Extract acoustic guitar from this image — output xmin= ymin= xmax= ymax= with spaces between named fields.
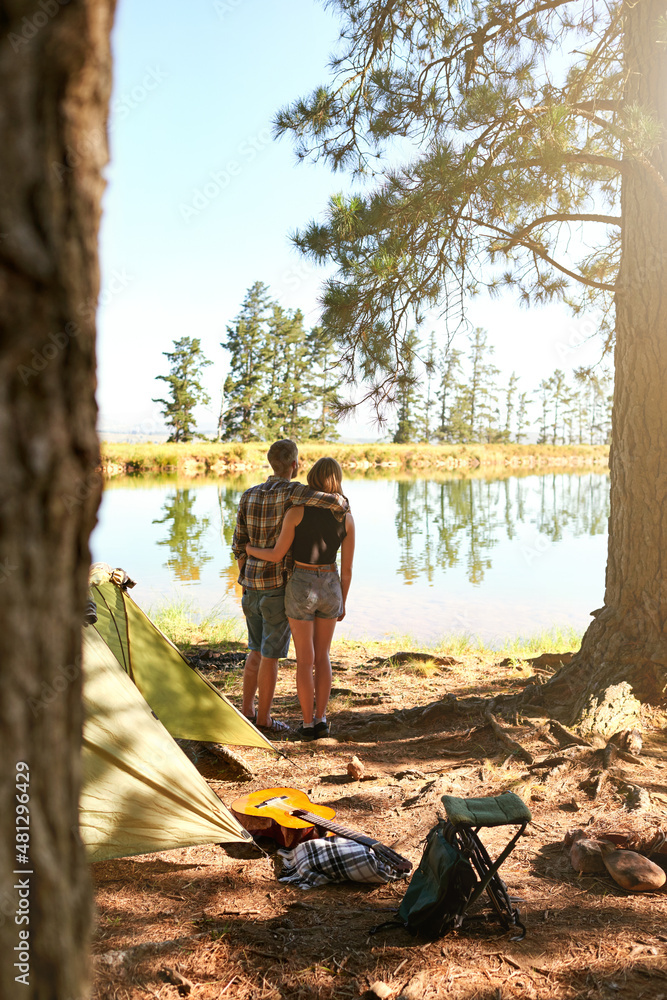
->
xmin=231 ymin=786 xmax=412 ymax=874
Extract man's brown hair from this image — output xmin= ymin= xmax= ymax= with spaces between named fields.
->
xmin=267 ymin=439 xmax=298 ymax=475
xmin=307 ymin=457 xmax=343 ymax=495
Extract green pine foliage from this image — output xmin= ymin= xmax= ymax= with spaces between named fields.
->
xmin=308 ymin=325 xmax=341 ymax=441
xmin=221 ymin=281 xmax=273 ymax=441
xmin=220 ymin=283 xmax=342 ymax=442
xmin=386 ymin=326 xmax=611 ymax=445
xmin=264 ymin=306 xmax=316 ymax=440
xmin=392 ymin=330 xmax=421 ymax=442
xmin=153 ymin=337 xmax=212 ymax=443
xmin=274 ymin=1 xmax=655 ymax=415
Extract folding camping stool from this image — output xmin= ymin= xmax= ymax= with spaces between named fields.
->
xmin=441 ymin=791 xmax=532 ymax=939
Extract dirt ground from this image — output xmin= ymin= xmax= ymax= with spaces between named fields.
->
xmin=91 ymin=644 xmax=667 ymax=1000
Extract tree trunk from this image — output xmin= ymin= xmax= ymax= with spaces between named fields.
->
xmin=0 ymin=2 xmax=115 ymax=997
xmin=540 ymin=0 xmax=667 ymax=732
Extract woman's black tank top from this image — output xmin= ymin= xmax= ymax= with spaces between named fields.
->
xmin=292 ymin=507 xmax=347 ymax=564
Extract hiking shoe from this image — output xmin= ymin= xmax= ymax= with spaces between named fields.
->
xmin=313 ymin=721 xmax=330 ymax=739
xmin=294 ymin=724 xmax=316 ymax=742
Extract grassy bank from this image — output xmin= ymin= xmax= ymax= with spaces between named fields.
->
xmin=151 ymin=598 xmax=581 ymax=660
xmin=101 ymin=440 xmax=608 ymax=477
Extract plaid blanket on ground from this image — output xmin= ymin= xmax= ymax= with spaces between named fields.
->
xmin=277 ymin=836 xmax=407 ymax=890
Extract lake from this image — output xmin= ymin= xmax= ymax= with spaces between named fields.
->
xmin=92 ymin=470 xmax=610 ymax=645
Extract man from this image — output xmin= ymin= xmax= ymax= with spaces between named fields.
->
xmin=232 ymin=439 xmax=349 ymax=735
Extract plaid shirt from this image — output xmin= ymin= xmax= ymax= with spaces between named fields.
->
xmin=232 ymin=476 xmax=349 ymax=590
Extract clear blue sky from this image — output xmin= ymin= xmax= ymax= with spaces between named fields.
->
xmin=97 ymin=0 xmax=603 ymax=440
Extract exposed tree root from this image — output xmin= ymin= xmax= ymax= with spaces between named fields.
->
xmin=525 ymin=608 xmax=667 ymax=730
xmin=377 ymin=651 xmax=461 ymax=668
xmin=580 ymin=769 xmax=611 ymax=799
xmin=509 ymin=720 xmax=652 ymax=810
xmin=96 ymin=933 xmax=208 ymax=967
xmin=204 ymin=743 xmax=254 ymax=780
xmin=176 ymin=740 xmax=254 ymax=780
xmin=160 ymin=966 xmax=193 ymax=995
xmin=528 ymin=755 xmax=570 ymax=771
xmin=546 ymin=720 xmax=592 ymax=748
xmin=499 ymin=651 xmax=575 ymax=670
xmin=484 ymin=701 xmax=534 ymax=764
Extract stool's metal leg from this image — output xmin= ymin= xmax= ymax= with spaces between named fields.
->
xmin=443 ymin=821 xmax=527 ymax=940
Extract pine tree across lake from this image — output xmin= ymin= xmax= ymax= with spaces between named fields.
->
xmin=153 ymin=281 xmax=613 ymax=445
xmin=152 ymin=337 xmax=212 ymax=443
xmin=221 ymin=281 xmax=339 ymax=442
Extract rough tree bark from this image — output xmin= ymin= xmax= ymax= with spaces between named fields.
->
xmin=540 ymin=0 xmax=667 ymax=733
xmin=0 ymin=2 xmax=115 ymax=997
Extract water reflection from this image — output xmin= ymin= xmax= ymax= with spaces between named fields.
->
xmin=150 ymin=471 xmax=611 ymax=588
xmin=217 ymin=481 xmax=246 ymax=550
xmin=94 ymin=468 xmax=611 ymax=640
xmin=533 ymin=473 xmax=610 ymax=540
xmin=217 ymin=482 xmax=248 ymax=597
xmin=152 ymin=489 xmax=213 ymax=581
xmin=393 ymin=473 xmax=609 ymax=585
xmin=207 ymin=469 xmax=610 ymax=588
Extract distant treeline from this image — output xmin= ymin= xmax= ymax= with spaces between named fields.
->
xmin=99 ymin=441 xmax=609 ymax=477
xmin=393 ymin=328 xmax=612 ymax=447
xmin=153 ymin=281 xmax=614 ymax=447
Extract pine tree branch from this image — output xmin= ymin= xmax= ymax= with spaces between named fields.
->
xmin=454 ymin=215 xmax=617 ymax=291
xmin=574 ymin=100 xmax=623 ymax=112
xmin=506 ymin=152 xmax=667 ymax=201
xmin=505 ymin=212 xmax=621 ymax=240
xmin=566 ymin=3 xmax=624 ymax=107
xmin=573 ymin=107 xmax=625 ymax=135
xmin=504 ymin=152 xmax=623 ymax=173
xmin=519 ymin=101 xmax=624 ymax=139
xmin=528 ymin=245 xmax=615 ymax=291
xmin=417 ymin=0 xmax=575 ymax=95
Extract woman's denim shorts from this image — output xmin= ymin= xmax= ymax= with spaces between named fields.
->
xmin=285 ymin=566 xmax=343 ymax=621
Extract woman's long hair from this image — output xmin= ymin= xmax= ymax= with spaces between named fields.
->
xmin=307 ymin=457 xmax=343 ymax=495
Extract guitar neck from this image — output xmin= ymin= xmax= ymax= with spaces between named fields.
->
xmin=296 ymin=809 xmax=376 ymax=846
xmin=293 ymin=809 xmax=411 ymax=873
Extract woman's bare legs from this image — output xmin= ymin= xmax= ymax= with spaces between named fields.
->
xmin=313 ymin=617 xmax=337 ymax=720
xmin=288 ymin=617 xmax=316 ymax=724
xmin=289 ymin=616 xmax=337 ymax=724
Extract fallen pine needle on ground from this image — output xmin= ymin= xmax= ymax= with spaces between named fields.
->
xmin=91 ymin=637 xmax=667 ymax=1000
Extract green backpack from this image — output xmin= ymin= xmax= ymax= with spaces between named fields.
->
xmin=374 ymin=821 xmax=477 ymax=938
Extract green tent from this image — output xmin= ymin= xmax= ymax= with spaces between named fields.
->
xmin=78 ymin=564 xmax=274 ymax=861
xmin=89 ymin=564 xmax=273 ymax=751
xmin=80 ymin=626 xmax=254 ymax=860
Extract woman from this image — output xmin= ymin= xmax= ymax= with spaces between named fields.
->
xmin=245 ymin=457 xmax=355 ymax=741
